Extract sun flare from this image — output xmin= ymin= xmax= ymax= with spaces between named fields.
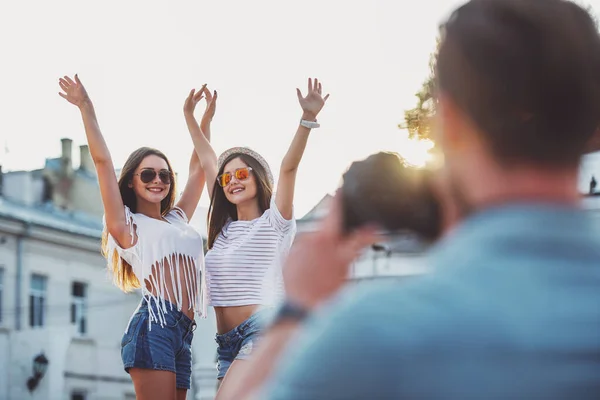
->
xmin=396 ymin=137 xmax=435 ymax=168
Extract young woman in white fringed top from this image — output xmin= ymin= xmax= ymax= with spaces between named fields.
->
xmin=59 ymin=75 xmax=216 ymax=400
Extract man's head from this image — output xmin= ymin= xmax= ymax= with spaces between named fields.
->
xmin=435 ymin=0 xmax=600 ymax=214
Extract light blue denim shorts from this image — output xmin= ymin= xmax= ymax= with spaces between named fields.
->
xmin=215 ymin=308 xmax=272 ymax=379
xmin=121 ymin=299 xmax=196 ymax=389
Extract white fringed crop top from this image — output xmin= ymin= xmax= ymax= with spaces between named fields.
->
xmin=105 ymin=206 xmax=207 ymax=327
xmin=204 ymin=197 xmax=296 ymax=307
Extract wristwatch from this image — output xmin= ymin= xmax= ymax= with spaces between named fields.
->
xmin=300 ymin=119 xmax=320 ymax=129
xmin=271 ymin=300 xmax=310 ymax=325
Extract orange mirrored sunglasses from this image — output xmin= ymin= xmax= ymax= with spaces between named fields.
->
xmin=217 ymin=167 xmax=253 ymax=187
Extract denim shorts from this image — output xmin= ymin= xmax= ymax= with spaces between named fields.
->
xmin=121 ymin=299 xmax=197 ymax=389
xmin=215 ymin=308 xmax=272 ymax=379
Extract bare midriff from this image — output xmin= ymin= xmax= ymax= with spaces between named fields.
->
xmin=143 ymin=255 xmax=198 ymax=320
xmin=215 ymin=305 xmax=260 ymax=334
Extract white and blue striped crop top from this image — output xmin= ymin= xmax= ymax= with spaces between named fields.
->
xmin=204 ymin=197 xmax=296 ymax=307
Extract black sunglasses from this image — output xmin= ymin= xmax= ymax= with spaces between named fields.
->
xmin=134 ymin=169 xmax=172 ymax=185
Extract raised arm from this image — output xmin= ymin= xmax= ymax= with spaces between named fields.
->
xmin=175 ymin=151 xmax=206 ymax=221
xmin=276 ymin=78 xmax=329 ymax=219
xmin=58 ymin=75 xmax=134 ymax=248
xmin=184 ymin=85 xmax=219 ymax=199
xmin=176 ymin=87 xmax=217 ymax=219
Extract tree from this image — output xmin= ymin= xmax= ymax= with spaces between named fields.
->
xmin=400 ymin=42 xmax=438 ymax=142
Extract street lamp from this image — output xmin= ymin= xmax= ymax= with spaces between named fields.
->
xmin=26 ymin=353 xmax=49 ymax=392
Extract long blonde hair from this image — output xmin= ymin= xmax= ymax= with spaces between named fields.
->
xmin=101 ymin=147 xmax=176 ymax=292
xmin=101 ymin=234 xmax=140 ymax=292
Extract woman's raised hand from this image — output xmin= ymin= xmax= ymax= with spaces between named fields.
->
xmin=296 ymin=77 xmax=330 ymax=120
xmin=201 ymin=86 xmax=218 ymax=123
xmin=183 ymin=84 xmax=207 ymax=116
xmin=58 ymin=74 xmax=91 ymax=108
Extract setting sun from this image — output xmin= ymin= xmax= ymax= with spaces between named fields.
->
xmin=396 ymin=134 xmax=435 ymax=168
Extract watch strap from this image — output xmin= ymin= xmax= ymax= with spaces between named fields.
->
xmin=300 ymin=119 xmax=320 ymax=129
xmin=271 ymin=300 xmax=310 ymax=325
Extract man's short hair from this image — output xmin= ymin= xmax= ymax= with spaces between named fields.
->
xmin=437 ymin=0 xmax=600 ymax=167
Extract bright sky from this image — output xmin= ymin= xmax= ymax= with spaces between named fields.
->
xmin=1 ymin=0 xmax=599 ymax=217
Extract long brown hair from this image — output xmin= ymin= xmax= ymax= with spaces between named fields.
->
xmin=101 ymin=147 xmax=177 ymax=292
xmin=207 ymin=153 xmax=273 ymax=249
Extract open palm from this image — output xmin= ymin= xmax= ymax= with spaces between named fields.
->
xmin=297 ymin=78 xmax=330 ymax=118
xmin=58 ymin=75 xmax=90 ymax=107
xmin=184 ymin=84 xmax=207 ymax=115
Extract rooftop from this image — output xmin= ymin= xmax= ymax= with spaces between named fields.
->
xmin=44 ymin=156 xmax=98 ymax=182
xmin=0 ymin=197 xmax=103 ymax=238
xmin=298 ymin=194 xmax=333 ymax=222
xmin=0 ymin=197 xmax=211 ymax=240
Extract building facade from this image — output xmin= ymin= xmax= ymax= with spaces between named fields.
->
xmin=0 ymin=138 xmax=141 ymax=400
xmin=0 ymin=197 xmax=140 ymax=400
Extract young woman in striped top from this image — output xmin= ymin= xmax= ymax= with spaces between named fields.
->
xmin=184 ymin=78 xmax=329 ymax=394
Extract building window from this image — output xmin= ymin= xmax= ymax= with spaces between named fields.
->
xmin=0 ymin=267 xmax=4 ymax=323
xmin=71 ymin=391 xmax=86 ymax=400
xmin=71 ymin=282 xmax=87 ymax=335
xmin=30 ymin=274 xmax=47 ymax=328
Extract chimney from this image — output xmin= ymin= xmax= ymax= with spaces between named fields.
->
xmin=61 ymin=138 xmax=73 ymax=174
xmin=79 ymin=145 xmax=95 ymax=174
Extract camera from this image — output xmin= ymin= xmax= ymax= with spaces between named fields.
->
xmin=340 ymin=152 xmax=441 ymax=241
